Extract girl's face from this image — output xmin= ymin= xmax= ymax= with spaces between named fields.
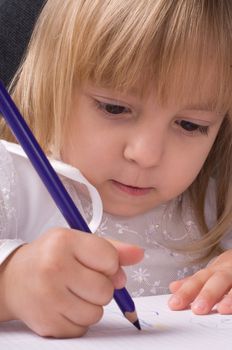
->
xmin=61 ymin=84 xmax=224 ymax=217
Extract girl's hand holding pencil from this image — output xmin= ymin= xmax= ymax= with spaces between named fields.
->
xmin=0 ymin=228 xmax=143 ymax=338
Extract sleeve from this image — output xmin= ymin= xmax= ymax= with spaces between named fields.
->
xmin=0 ymin=139 xmax=103 ymax=265
xmin=0 ymin=141 xmax=25 ymax=264
xmin=0 ymin=240 xmax=25 ymax=264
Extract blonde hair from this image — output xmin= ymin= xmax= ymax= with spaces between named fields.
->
xmin=1 ymin=0 xmax=232 ymax=253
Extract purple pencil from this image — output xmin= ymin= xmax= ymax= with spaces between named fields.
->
xmin=0 ymin=80 xmax=141 ymax=330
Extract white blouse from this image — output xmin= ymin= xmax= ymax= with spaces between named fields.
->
xmin=0 ymin=140 xmax=231 ymax=297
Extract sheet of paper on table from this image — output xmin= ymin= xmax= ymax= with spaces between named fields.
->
xmin=0 ymin=294 xmax=231 ymax=350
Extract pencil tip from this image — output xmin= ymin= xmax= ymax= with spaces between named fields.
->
xmin=124 ymin=310 xmax=141 ymax=330
xmin=133 ymin=319 xmax=141 ymax=330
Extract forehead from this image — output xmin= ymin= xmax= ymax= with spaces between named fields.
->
xmin=89 ymin=33 xmax=231 ymax=114
xmin=103 ymin=62 xmax=228 ymax=115
xmin=73 ymin=0 xmax=232 ymax=114
xmin=160 ymin=67 xmax=230 ymax=114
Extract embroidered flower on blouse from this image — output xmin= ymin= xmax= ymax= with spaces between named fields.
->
xmin=131 ymin=288 xmax=145 ymax=298
xmin=150 ymin=281 xmax=169 ymax=295
xmin=177 ymin=264 xmax=204 ymax=280
xmin=149 ymin=280 xmax=161 ymax=294
xmin=0 ymin=142 xmax=17 ymax=239
xmin=177 ymin=267 xmax=190 ymax=280
xmin=131 ymin=267 xmax=150 ymax=284
xmin=115 ymin=223 xmax=138 ymax=236
xmin=96 ymin=217 xmax=109 ymax=236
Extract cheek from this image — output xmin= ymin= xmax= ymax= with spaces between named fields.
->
xmin=65 ymin=134 xmax=113 ymax=183
xmin=164 ymin=141 xmax=214 ymax=197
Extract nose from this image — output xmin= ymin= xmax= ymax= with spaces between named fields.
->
xmin=123 ymin=123 xmax=165 ymax=169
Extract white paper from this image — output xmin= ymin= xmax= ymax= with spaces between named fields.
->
xmin=0 ymin=294 xmax=231 ymax=350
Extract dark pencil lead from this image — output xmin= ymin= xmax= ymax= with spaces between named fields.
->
xmin=133 ymin=319 xmax=141 ymax=330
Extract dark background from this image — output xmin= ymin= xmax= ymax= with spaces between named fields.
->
xmin=0 ymin=0 xmax=45 ymax=86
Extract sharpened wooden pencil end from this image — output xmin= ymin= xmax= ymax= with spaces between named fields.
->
xmin=125 ymin=311 xmax=141 ymax=330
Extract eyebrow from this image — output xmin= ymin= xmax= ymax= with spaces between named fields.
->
xmin=128 ymin=89 xmax=217 ymax=112
xmin=181 ymin=102 xmax=216 ymax=112
xmin=181 ymin=104 xmax=227 ymax=121
xmin=86 ymin=85 xmax=223 ymax=114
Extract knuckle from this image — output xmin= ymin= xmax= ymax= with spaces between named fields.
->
xmin=45 ymin=228 xmax=70 ymax=249
xmin=38 ymin=230 xmax=72 ymax=276
xmin=192 ymin=268 xmax=211 ymax=283
xmin=39 ymin=254 xmax=62 ymax=277
xmin=176 ymin=290 xmax=192 ymax=302
xmin=199 ymin=288 xmax=214 ymax=299
xmin=215 ymin=269 xmax=232 ymax=281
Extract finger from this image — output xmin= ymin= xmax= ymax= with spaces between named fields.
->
xmin=192 ymin=271 xmax=231 ymax=315
xmin=110 ymin=267 xmax=127 ymax=289
xmin=34 ymin=312 xmax=88 ymax=339
xmin=72 ymin=232 xmax=120 ymax=276
xmin=169 ymin=277 xmax=190 ymax=293
xmin=67 ymin=258 xmax=114 ymax=306
xmin=217 ymin=290 xmax=232 ymax=314
xmin=107 ymin=239 xmax=144 ymax=266
xmin=168 ymin=269 xmax=212 ymax=310
xmin=38 ymin=229 xmax=120 ymax=277
xmin=73 ymin=233 xmax=144 ymax=276
xmin=60 ymin=289 xmax=104 ymax=327
xmin=191 ymin=271 xmax=232 ymax=314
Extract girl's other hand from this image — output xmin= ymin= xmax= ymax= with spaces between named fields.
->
xmin=0 ymin=228 xmax=144 ymax=338
xmin=168 ymin=249 xmax=232 ymax=314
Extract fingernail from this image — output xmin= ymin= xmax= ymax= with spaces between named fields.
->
xmin=192 ymin=299 xmax=207 ymax=313
xmin=169 ymin=295 xmax=182 ymax=307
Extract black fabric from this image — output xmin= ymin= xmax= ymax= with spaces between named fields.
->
xmin=0 ymin=0 xmax=45 ymax=86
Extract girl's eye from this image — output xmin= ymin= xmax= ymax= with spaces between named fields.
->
xmin=95 ymin=100 xmax=131 ymax=115
xmin=104 ymin=103 xmax=128 ymax=114
xmin=176 ymin=120 xmax=209 ymax=135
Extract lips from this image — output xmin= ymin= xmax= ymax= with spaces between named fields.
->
xmin=111 ymin=180 xmax=153 ymax=196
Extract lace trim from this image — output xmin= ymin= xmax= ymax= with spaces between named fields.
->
xmin=0 ymin=142 xmax=18 ymax=240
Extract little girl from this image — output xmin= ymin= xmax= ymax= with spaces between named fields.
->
xmin=0 ymin=0 xmax=232 ymax=339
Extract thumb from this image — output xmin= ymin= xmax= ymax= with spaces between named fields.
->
xmin=107 ymin=239 xmax=144 ymax=266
